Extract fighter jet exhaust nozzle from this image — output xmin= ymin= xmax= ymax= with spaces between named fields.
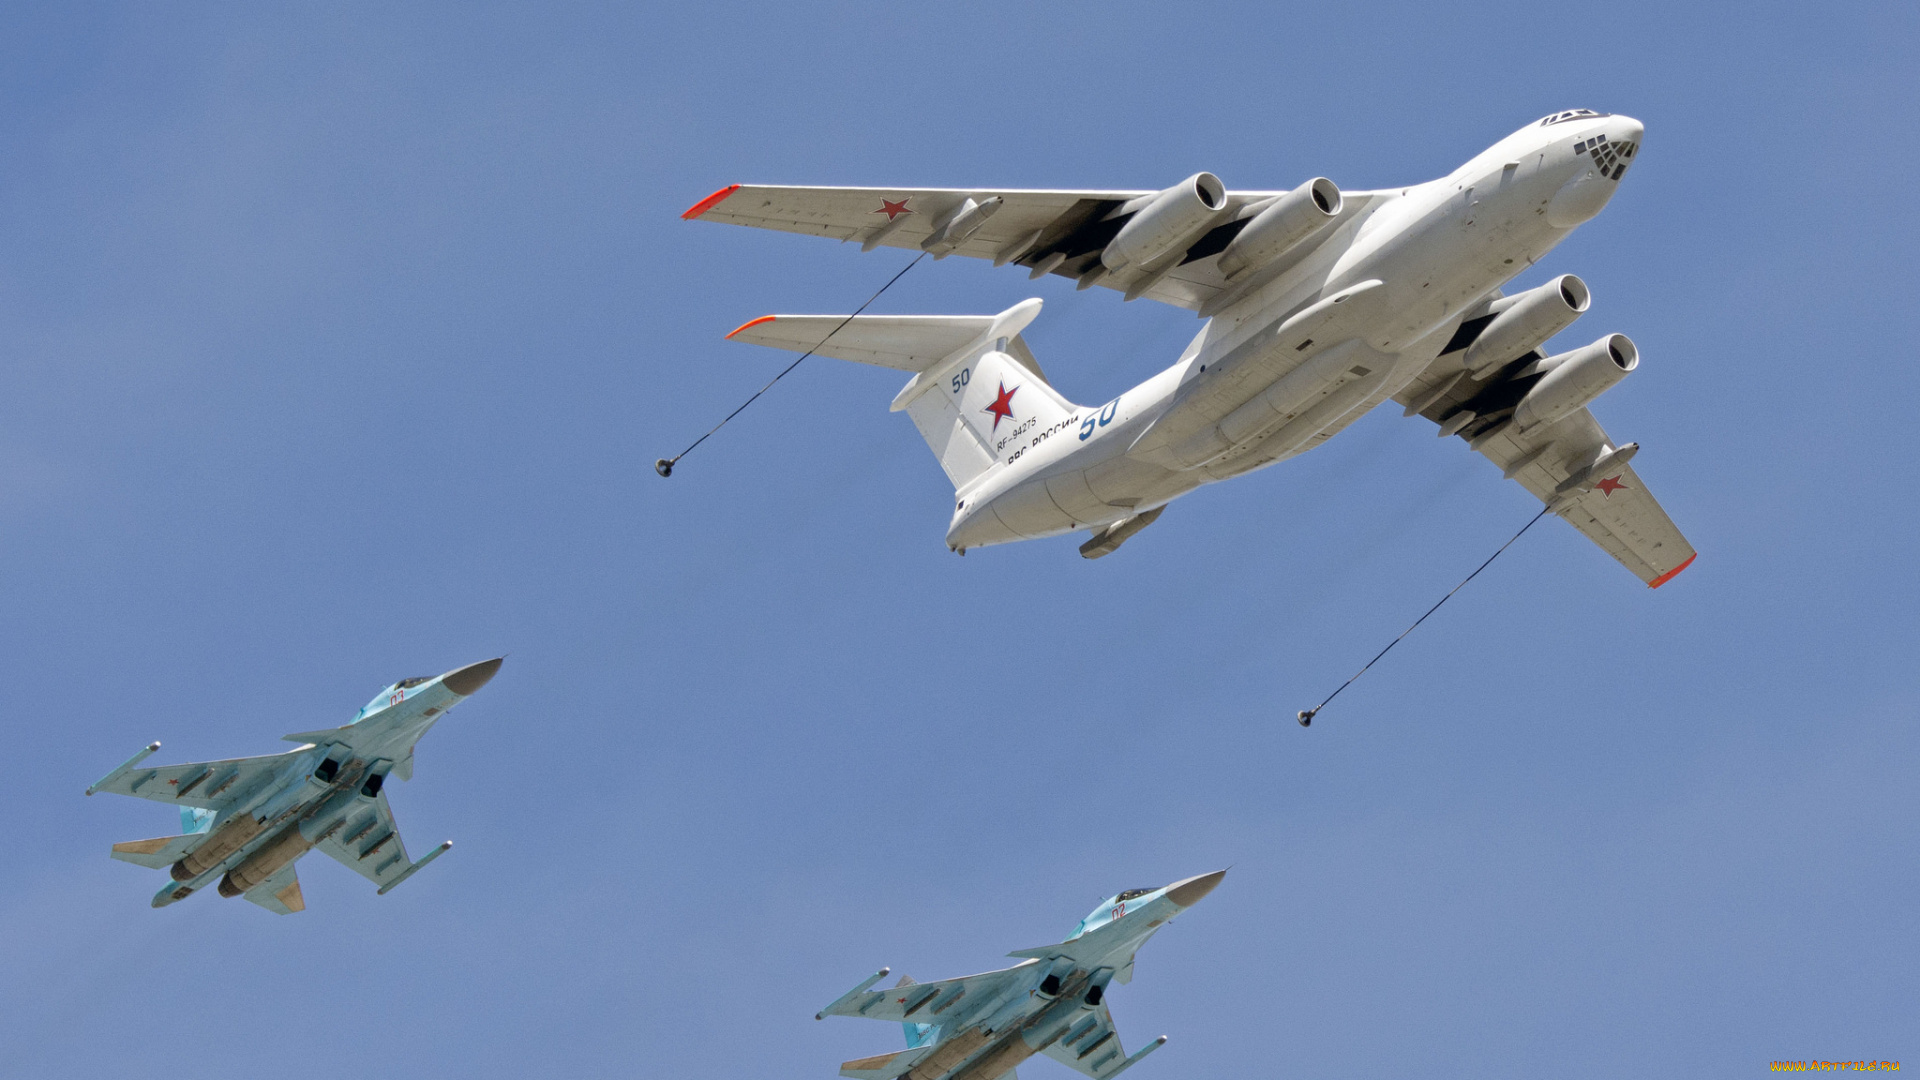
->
xmin=170 ymin=814 xmax=266 ymax=880
xmin=1512 ymin=333 xmax=1637 ymax=432
xmin=1464 ymin=274 xmax=1591 ymax=376
xmin=442 ymin=657 xmax=505 ymax=696
xmin=1216 ymin=177 xmax=1343 ymax=280
xmin=1102 ymin=172 xmax=1226 ymax=274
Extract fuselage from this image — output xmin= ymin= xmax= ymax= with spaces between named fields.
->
xmin=946 ymin=111 xmax=1644 ymax=550
xmin=150 ymin=672 xmax=471 ymax=907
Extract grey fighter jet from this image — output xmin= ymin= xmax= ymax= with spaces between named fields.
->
xmin=86 ymin=657 xmax=502 ymax=914
xmin=817 ymin=870 xmax=1224 ymax=1080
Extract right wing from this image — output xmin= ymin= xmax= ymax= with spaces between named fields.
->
xmin=820 ymin=967 xmax=1025 ymax=1025
xmin=88 ymin=751 xmax=293 ymax=811
xmin=314 ymin=789 xmax=414 ymax=887
xmin=685 ymin=183 xmax=1388 ymax=313
xmin=1041 ymin=1002 xmax=1131 ymax=1078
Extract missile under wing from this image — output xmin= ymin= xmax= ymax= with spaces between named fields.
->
xmin=86 ymin=657 xmax=502 ymax=913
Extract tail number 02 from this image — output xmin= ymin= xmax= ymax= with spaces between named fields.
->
xmin=1078 ymin=399 xmax=1120 ymax=440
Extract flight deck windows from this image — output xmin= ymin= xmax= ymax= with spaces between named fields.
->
xmin=1540 ymin=109 xmax=1606 ymax=126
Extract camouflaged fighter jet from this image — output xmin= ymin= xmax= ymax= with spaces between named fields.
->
xmin=692 ymin=110 xmax=1694 ymax=585
xmin=86 ymin=657 xmax=501 ymax=914
xmin=816 ymin=870 xmax=1224 ymax=1080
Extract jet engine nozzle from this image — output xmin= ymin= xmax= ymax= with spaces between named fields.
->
xmin=1464 ymin=274 xmax=1591 ymax=376
xmin=1102 ymin=173 xmax=1226 ymax=274
xmin=1217 ymin=178 xmax=1342 ymax=280
xmin=1513 ymin=334 xmax=1637 ymax=432
xmin=1164 ymin=869 xmax=1227 ymax=908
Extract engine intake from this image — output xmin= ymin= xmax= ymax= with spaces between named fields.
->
xmin=1464 ymin=274 xmax=1590 ymax=376
xmin=1216 ymin=178 xmax=1342 ymax=279
xmin=1513 ymin=333 xmax=1637 ymax=432
xmin=1101 ymin=172 xmax=1227 ymax=274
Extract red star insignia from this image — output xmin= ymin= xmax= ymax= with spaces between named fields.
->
xmin=167 ymin=778 xmax=179 ymax=785
xmin=874 ymin=197 xmax=913 ymax=220
xmin=983 ymin=382 xmax=1018 ymax=430
xmin=1594 ymin=475 xmax=1627 ymax=495
xmin=897 ymin=997 xmax=907 ymax=1004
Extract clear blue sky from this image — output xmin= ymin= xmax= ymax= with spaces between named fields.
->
xmin=2 ymin=3 xmax=1913 ymax=1077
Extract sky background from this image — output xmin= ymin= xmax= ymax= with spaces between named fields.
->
xmin=1 ymin=3 xmax=1914 ymax=1077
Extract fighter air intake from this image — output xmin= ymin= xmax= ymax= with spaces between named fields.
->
xmin=1101 ymin=173 xmax=1227 ymax=274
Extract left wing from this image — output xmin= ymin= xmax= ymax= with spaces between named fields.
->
xmin=684 ymin=183 xmax=1386 ymax=313
xmin=821 ymin=966 xmax=1026 ymax=1025
xmin=1042 ymin=1003 xmax=1131 ymax=1078
xmin=241 ymin=862 xmax=306 ymax=915
xmin=1398 ymin=350 xmax=1694 ymax=587
xmin=314 ymin=790 xmax=413 ymax=887
xmin=88 ymin=751 xmax=293 ymax=811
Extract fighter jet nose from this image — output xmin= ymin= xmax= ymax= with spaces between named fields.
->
xmin=442 ymin=657 xmax=504 ymax=696
xmin=1164 ymin=869 xmax=1226 ymax=908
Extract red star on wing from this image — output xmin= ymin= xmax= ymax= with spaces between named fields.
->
xmin=874 ymin=197 xmax=913 ymax=220
xmin=983 ymin=382 xmax=1018 ymax=430
xmin=1594 ymin=475 xmax=1627 ymax=495
xmin=167 ymin=778 xmax=179 ymax=785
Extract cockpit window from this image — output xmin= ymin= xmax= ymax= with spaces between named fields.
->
xmin=1114 ymin=888 xmax=1155 ymax=902
xmin=395 ymin=676 xmax=433 ymax=689
xmin=1539 ymin=109 xmax=1607 ymax=126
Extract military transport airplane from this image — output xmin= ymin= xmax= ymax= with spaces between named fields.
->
xmin=689 ymin=110 xmax=1694 ymax=586
xmin=816 ymin=870 xmax=1224 ymax=1080
xmin=86 ymin=657 xmax=502 ymax=914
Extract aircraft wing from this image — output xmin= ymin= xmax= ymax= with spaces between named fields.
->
xmin=1398 ymin=369 xmax=1696 ymax=587
xmin=87 ymin=751 xmax=293 ymax=811
xmin=1042 ymin=1002 xmax=1132 ymax=1078
xmin=684 ymin=183 xmax=1387 ymax=313
xmin=240 ymin=862 xmax=306 ymax=915
xmin=314 ymin=790 xmax=414 ymax=887
xmin=820 ymin=967 xmax=1025 ymax=1025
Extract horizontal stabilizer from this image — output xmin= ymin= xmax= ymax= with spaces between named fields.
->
xmin=727 ymin=299 xmax=1043 ymax=374
xmin=110 ymin=833 xmax=205 ymax=869
xmin=242 ymin=862 xmax=305 ymax=915
xmin=839 ymin=1044 xmax=936 ymax=1080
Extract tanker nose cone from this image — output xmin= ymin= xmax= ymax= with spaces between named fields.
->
xmin=1612 ymin=115 xmax=1645 ymax=144
xmin=442 ymin=657 xmax=504 ymax=696
xmin=1164 ymin=869 xmax=1227 ymax=908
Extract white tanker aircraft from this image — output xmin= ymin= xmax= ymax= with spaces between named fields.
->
xmin=686 ymin=109 xmax=1694 ymax=587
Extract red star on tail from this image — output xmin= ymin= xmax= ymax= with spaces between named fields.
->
xmin=983 ymin=382 xmax=1018 ymax=430
xmin=874 ymin=198 xmax=913 ymax=220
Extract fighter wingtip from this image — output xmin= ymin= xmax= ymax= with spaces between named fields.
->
xmin=682 ymin=184 xmax=742 ymax=220
xmin=1647 ymin=552 xmax=1697 ymax=589
xmin=726 ymin=315 xmax=776 ymax=340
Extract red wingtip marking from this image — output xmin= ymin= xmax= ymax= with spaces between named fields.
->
xmin=1647 ymin=552 xmax=1697 ymax=589
xmin=682 ymin=184 xmax=741 ymax=220
xmin=726 ymin=315 xmax=776 ymax=339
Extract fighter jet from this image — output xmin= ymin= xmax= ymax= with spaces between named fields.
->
xmin=85 ymin=657 xmax=502 ymax=914
xmin=689 ymin=110 xmax=1694 ymax=586
xmin=816 ymin=870 xmax=1224 ymax=1080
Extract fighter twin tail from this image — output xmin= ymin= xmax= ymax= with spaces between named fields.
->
xmin=691 ymin=109 xmax=1695 ymax=585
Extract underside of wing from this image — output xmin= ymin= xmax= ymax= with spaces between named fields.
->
xmin=1399 ymin=349 xmax=1695 ymax=586
xmin=89 ymin=751 xmax=293 ymax=810
xmin=727 ymin=313 xmax=1000 ymax=372
xmin=1042 ymin=1003 xmax=1129 ymax=1078
xmin=820 ymin=966 xmax=1021 ymax=1024
xmin=314 ymin=790 xmax=412 ymax=887
xmin=685 ymin=183 xmax=1388 ymax=312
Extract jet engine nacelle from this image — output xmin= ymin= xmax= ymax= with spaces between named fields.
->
xmin=1464 ymin=274 xmax=1591 ymax=376
xmin=1513 ymin=333 xmax=1638 ymax=432
xmin=1101 ymin=172 xmax=1227 ymax=273
xmin=1216 ymin=177 xmax=1342 ymax=279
